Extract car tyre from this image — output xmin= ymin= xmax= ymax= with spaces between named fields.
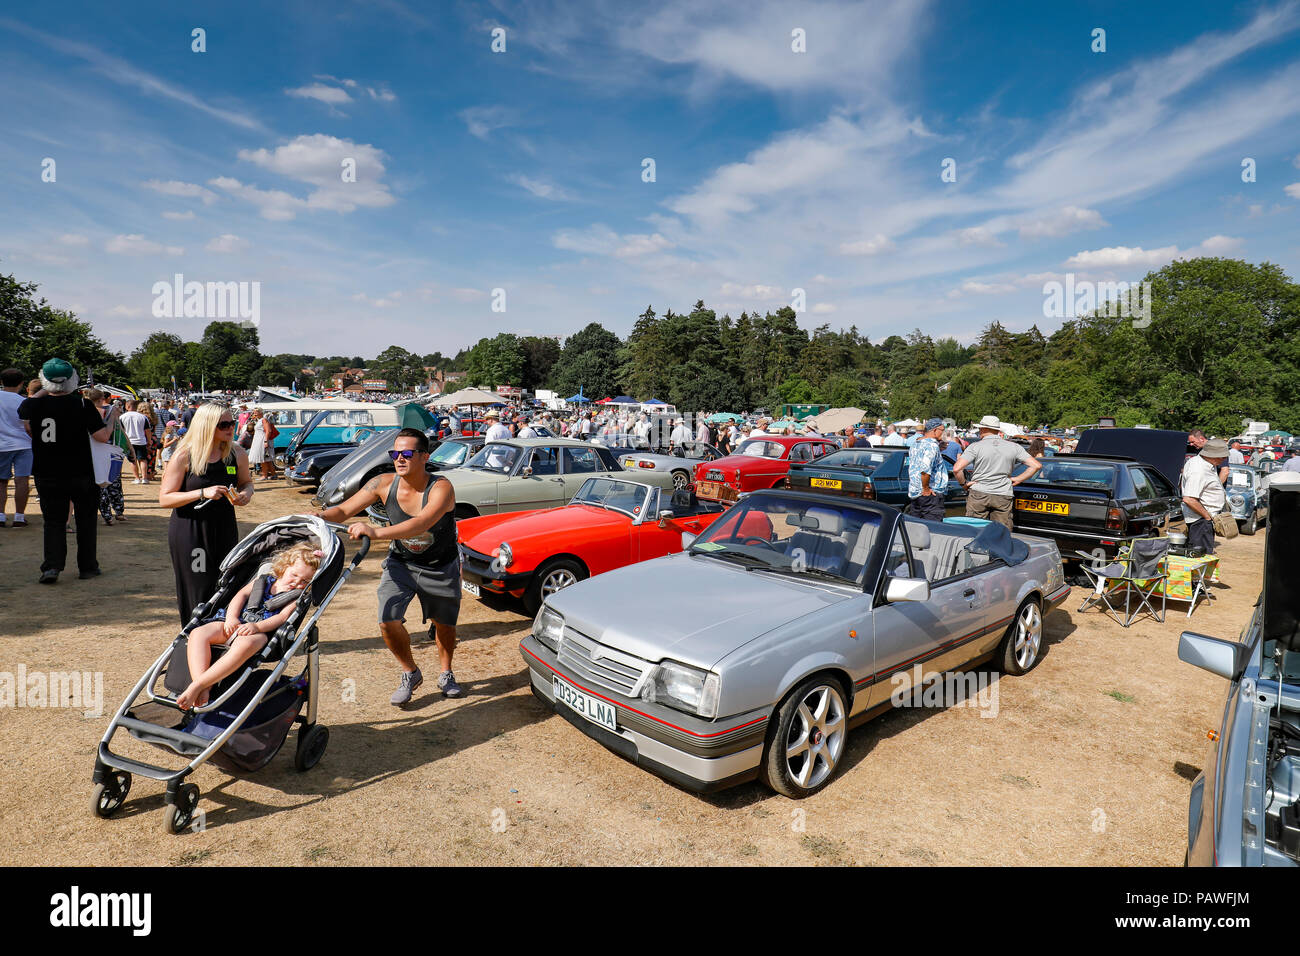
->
xmin=523 ymin=558 xmax=586 ymax=616
xmin=1242 ymin=511 xmax=1258 ymax=535
xmin=453 ymin=504 xmax=479 ymax=520
xmin=670 ymin=469 xmax=690 ymax=490
xmin=998 ymin=597 xmax=1044 ymax=676
xmin=761 ymin=675 xmax=848 ymax=799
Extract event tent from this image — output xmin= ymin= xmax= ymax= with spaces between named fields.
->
xmin=807 ymin=407 xmax=867 ymax=433
xmin=429 ymin=387 xmax=505 ymax=408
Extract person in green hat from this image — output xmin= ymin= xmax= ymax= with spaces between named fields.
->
xmin=17 ymin=359 xmax=118 ymax=583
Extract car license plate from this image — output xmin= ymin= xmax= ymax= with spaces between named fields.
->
xmin=461 ymin=580 xmax=481 ymax=597
xmin=622 ymin=458 xmax=635 ymax=468
xmin=1015 ymin=499 xmax=1069 ymax=515
xmin=811 ymin=477 xmax=842 ymax=490
xmin=553 ymin=676 xmax=617 ymax=732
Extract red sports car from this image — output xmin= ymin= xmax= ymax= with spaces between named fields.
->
xmin=457 ymin=476 xmax=763 ymax=614
xmin=693 ymin=435 xmax=841 ymax=503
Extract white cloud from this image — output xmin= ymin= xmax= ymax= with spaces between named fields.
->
xmin=1065 ymin=235 xmax=1242 ymax=268
xmin=1285 ymin=182 xmax=1300 ymax=199
xmin=105 ymin=234 xmax=183 ymax=256
xmin=314 ymin=74 xmax=358 ymax=88
xmin=955 ymin=227 xmax=1003 ymax=248
xmin=839 ymin=234 xmax=895 ymax=256
xmin=205 ymin=234 xmax=249 ymax=253
xmin=1065 ymin=244 xmax=1181 ymax=268
xmin=810 ymin=302 xmax=836 ymax=314
xmin=956 ymin=280 xmax=1017 ymax=295
xmin=108 ymin=304 xmax=142 ymax=317
xmin=1016 ymin=206 xmax=1109 ymax=239
xmin=144 ymin=179 xmax=217 ymax=205
xmin=614 ymin=234 xmax=673 ymax=258
xmin=507 ymin=173 xmax=575 ymax=201
xmin=460 ymin=106 xmax=518 ymax=139
xmin=162 ymin=210 xmax=195 ymax=221
xmin=59 ymin=233 xmax=89 ymax=246
xmin=719 ymin=282 xmax=785 ymax=300
xmin=213 ymin=135 xmax=395 ymax=219
xmin=366 ymin=87 xmax=397 ymax=102
xmin=287 ymin=83 xmax=353 ymax=105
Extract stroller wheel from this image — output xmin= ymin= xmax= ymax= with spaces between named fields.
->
xmin=294 ymin=724 xmax=329 ymax=772
xmin=91 ymin=771 xmax=131 ymax=818
xmin=162 ymin=783 xmax=201 ymax=834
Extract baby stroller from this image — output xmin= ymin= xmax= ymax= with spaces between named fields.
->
xmin=91 ymin=515 xmax=370 ymax=833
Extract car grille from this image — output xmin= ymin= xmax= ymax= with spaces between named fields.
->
xmin=557 ymin=627 xmax=649 ymax=697
xmin=706 ymin=468 xmax=724 ymax=481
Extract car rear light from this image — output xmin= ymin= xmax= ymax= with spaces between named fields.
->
xmin=1105 ymin=505 xmax=1126 ymax=531
xmin=637 ymin=460 xmax=655 ymax=469
xmin=861 ymin=479 xmax=875 ymax=500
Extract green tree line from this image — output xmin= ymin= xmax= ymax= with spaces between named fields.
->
xmin=4 ymin=258 xmax=1299 ymax=434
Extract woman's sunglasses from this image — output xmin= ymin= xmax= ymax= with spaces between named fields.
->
xmin=216 ymin=420 xmax=236 ymax=430
xmin=388 ymin=449 xmax=420 ymax=461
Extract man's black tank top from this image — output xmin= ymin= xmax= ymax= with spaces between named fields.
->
xmin=385 ymin=474 xmax=457 ymax=566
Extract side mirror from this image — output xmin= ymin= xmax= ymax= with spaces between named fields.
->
xmin=522 ymin=466 xmax=533 ymax=477
xmin=884 ymin=576 xmax=930 ymax=603
xmin=681 ymin=531 xmax=696 ymax=549
xmin=658 ymin=510 xmax=675 ymax=528
xmin=1178 ymin=631 xmax=1247 ymax=681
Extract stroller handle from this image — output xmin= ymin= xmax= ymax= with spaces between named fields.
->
xmin=317 ymin=518 xmax=372 ymax=565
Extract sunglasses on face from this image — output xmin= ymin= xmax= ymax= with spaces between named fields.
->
xmin=389 ymin=449 xmax=420 ymax=461
xmin=216 ymin=420 xmax=236 ymax=429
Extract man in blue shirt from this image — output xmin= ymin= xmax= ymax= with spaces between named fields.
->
xmin=907 ymin=417 xmax=950 ymax=522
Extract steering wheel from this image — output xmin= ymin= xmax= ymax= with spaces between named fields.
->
xmin=739 ymin=535 xmax=778 ymax=550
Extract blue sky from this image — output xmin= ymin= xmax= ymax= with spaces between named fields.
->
xmin=1 ymin=0 xmax=1298 ymax=358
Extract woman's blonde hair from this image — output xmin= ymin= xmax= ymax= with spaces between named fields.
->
xmin=176 ymin=403 xmax=235 ymax=477
xmin=271 ymin=544 xmax=322 ymax=578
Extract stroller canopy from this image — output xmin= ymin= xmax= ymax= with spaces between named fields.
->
xmin=218 ymin=515 xmax=343 ymax=604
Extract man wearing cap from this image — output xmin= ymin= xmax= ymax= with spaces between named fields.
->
xmin=906 ymin=418 xmax=952 ymax=522
xmin=952 ymin=415 xmax=1041 ymax=529
xmin=17 ymin=359 xmax=118 ymax=583
xmin=1181 ymin=438 xmax=1229 ymax=554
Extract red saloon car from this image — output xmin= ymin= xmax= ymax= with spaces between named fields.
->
xmin=457 ymin=477 xmax=745 ymax=614
xmin=693 ymin=435 xmax=840 ymax=503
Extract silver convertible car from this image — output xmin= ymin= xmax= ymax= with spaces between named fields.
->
xmin=519 ymin=489 xmax=1071 ymax=797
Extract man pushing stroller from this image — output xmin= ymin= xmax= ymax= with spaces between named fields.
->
xmin=314 ymin=428 xmax=463 ymax=704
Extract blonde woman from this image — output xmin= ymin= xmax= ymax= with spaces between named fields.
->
xmin=159 ymin=404 xmax=254 ymax=622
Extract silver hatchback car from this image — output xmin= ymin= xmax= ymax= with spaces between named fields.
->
xmin=520 ymin=489 xmax=1070 ymax=797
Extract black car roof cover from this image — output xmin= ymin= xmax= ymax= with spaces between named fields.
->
xmin=1073 ymin=428 xmax=1189 ymax=488
xmin=1264 ymin=474 xmax=1300 ymax=653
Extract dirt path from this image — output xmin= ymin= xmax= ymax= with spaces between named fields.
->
xmin=0 ymin=480 xmax=1255 ymax=865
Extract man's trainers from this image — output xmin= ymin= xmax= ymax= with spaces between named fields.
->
xmin=79 ymin=568 xmax=102 ymax=579
xmin=438 ymin=670 xmax=463 ymax=698
xmin=390 ymin=668 xmax=423 ymax=706
xmin=38 ymin=569 xmax=59 ymax=584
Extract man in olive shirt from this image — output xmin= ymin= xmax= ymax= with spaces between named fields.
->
xmin=17 ymin=359 xmax=117 ymax=583
xmin=952 ymin=415 xmax=1041 ymax=529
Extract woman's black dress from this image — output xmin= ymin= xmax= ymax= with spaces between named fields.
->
xmin=169 ymin=456 xmax=240 ymax=622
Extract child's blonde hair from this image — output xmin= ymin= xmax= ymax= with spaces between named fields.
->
xmin=271 ymin=544 xmax=322 ymax=578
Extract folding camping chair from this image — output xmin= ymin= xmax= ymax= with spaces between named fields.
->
xmin=1074 ymin=537 xmax=1170 ymax=627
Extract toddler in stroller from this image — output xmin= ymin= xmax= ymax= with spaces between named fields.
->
xmin=176 ymin=544 xmax=321 ymax=710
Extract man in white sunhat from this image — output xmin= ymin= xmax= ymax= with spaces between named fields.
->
xmin=1181 ymin=438 xmax=1229 ymax=555
xmin=952 ymin=414 xmax=1041 ymax=529
xmin=483 ymin=408 xmax=511 ymax=443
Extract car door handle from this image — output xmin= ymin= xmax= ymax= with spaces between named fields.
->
xmin=963 ymin=588 xmax=976 ymax=598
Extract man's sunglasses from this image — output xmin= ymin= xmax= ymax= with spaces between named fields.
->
xmin=216 ymin=420 xmax=236 ymax=429
xmin=388 ymin=449 xmax=421 ymax=460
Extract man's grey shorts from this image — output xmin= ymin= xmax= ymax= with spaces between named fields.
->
xmin=0 ymin=448 xmax=33 ymax=480
xmin=377 ymin=555 xmax=461 ymax=627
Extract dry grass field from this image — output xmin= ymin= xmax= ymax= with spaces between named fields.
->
xmin=0 ymin=479 xmax=1256 ymax=865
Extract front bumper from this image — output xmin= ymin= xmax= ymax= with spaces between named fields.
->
xmin=519 ymin=635 xmax=766 ymax=793
xmin=459 ymin=544 xmax=532 ymax=597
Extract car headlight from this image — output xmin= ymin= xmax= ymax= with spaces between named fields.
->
xmin=1228 ymin=494 xmax=1246 ymax=510
xmin=533 ymin=605 xmax=564 ymax=651
xmin=494 ymin=541 xmax=514 ymax=568
xmin=640 ymin=659 xmax=720 ymax=718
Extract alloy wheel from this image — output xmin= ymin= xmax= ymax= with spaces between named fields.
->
xmin=784 ymin=684 xmax=846 ymax=790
